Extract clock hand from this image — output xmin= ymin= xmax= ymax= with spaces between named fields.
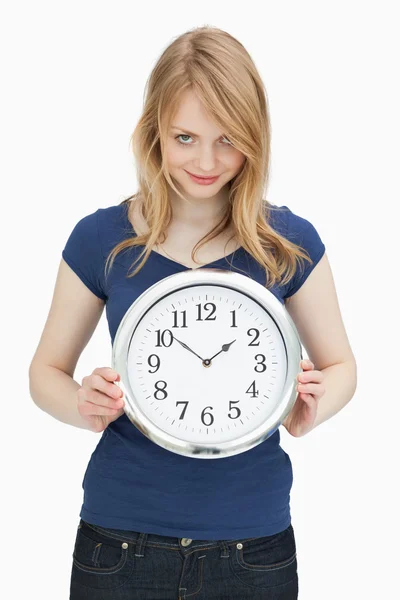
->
xmin=171 ymin=335 xmax=205 ymax=362
xmin=207 ymin=339 xmax=237 ymax=362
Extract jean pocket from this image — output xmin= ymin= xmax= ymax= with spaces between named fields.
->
xmin=71 ymin=519 xmax=134 ymax=591
xmin=229 ymin=524 xmax=298 ymax=590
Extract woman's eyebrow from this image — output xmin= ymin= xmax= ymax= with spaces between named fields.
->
xmin=171 ymin=125 xmax=222 ymax=139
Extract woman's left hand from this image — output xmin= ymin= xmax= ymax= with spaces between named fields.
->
xmin=282 ymin=359 xmax=326 ymax=437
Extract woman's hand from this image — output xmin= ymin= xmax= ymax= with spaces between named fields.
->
xmin=77 ymin=367 xmax=125 ymax=433
xmin=282 ymin=359 xmax=326 ymax=437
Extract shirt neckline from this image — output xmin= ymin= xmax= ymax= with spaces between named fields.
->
xmin=120 ymin=203 xmax=243 ymax=271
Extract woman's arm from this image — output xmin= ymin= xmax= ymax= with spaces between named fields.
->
xmin=285 ymin=252 xmax=357 ymax=430
xmin=309 ymin=360 xmax=357 ymax=430
xmin=29 ymin=258 xmax=105 ymax=430
xmin=29 ymin=363 xmax=92 ymax=430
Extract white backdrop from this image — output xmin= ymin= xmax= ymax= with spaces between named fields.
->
xmin=2 ymin=1 xmax=399 ymax=598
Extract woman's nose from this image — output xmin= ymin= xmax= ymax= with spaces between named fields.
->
xmin=195 ymin=146 xmax=218 ymax=172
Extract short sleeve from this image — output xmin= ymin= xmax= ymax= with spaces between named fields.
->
xmin=283 ymin=207 xmax=326 ymax=299
xmin=61 ymin=210 xmax=107 ymax=301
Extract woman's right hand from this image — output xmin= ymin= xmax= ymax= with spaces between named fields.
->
xmin=77 ymin=367 xmax=125 ymax=433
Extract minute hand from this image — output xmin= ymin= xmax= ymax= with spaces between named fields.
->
xmin=172 ymin=335 xmax=205 ymax=362
xmin=208 ymin=339 xmax=237 ymax=362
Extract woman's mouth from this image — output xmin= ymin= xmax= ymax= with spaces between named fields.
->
xmin=185 ymin=170 xmax=220 ymax=185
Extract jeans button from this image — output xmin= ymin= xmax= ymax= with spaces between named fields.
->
xmin=180 ymin=538 xmax=192 ymax=547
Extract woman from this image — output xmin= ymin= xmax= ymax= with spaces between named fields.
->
xmin=29 ymin=26 xmax=357 ymax=600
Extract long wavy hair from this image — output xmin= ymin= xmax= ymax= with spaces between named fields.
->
xmin=104 ymin=25 xmax=313 ymax=290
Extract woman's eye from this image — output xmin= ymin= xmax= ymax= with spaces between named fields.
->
xmin=176 ymin=134 xmax=192 ymax=145
xmin=175 ymin=134 xmax=233 ymax=146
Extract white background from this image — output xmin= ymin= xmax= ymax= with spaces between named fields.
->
xmin=2 ymin=1 xmax=399 ymax=598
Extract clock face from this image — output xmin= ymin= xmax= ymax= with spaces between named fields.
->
xmin=125 ymin=284 xmax=288 ymax=445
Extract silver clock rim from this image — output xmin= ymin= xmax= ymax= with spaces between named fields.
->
xmin=112 ymin=268 xmax=302 ymax=459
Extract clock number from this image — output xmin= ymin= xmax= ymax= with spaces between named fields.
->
xmin=230 ymin=310 xmax=237 ymax=328
xmin=196 ymin=302 xmax=216 ymax=321
xmin=247 ymin=328 xmax=260 ymax=346
xmin=176 ymin=401 xmax=188 ymax=420
xmin=155 ymin=329 xmax=173 ymax=347
xmin=254 ymin=354 xmax=267 ymax=373
xmin=201 ymin=406 xmax=214 ymax=426
xmin=172 ymin=310 xmax=188 ymax=328
xmin=154 ymin=380 xmax=168 ymax=400
xmin=245 ymin=380 xmax=259 ymax=398
xmin=228 ymin=400 xmax=241 ymax=419
xmin=147 ymin=354 xmax=160 ymax=373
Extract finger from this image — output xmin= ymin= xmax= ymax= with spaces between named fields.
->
xmin=297 ymin=391 xmax=318 ymax=409
xmin=80 ymin=400 xmax=123 ymax=417
xmin=300 ymin=359 xmax=314 ymax=370
xmin=79 ymin=388 xmax=124 ymax=412
xmin=298 ymin=393 xmax=318 ymax=419
xmin=94 ymin=367 xmax=121 ymax=382
xmin=297 ymin=382 xmax=324 ymax=395
xmin=297 ymin=371 xmax=323 ymax=384
xmin=298 ymin=391 xmax=317 ymax=401
xmin=94 ymin=389 xmax=125 ymax=408
xmin=91 ymin=373 xmax=124 ymax=400
xmin=86 ymin=389 xmax=124 ymax=409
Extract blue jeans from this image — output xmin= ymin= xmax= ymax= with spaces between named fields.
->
xmin=70 ymin=518 xmax=298 ymax=599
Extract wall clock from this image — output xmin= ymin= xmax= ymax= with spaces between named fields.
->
xmin=112 ymin=268 xmax=302 ymax=459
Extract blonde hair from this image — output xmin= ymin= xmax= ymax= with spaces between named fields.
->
xmin=104 ymin=25 xmax=313 ymax=290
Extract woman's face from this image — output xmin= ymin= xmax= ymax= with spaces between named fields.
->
xmin=165 ymin=90 xmax=246 ymax=200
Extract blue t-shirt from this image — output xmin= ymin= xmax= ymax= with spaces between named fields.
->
xmin=62 ymin=201 xmax=325 ymax=540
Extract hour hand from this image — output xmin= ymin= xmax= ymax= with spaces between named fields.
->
xmin=172 ymin=335 xmax=205 ymax=362
xmin=208 ymin=339 xmax=237 ymax=362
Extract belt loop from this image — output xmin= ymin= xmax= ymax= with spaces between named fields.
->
xmin=135 ymin=532 xmax=148 ymax=557
xmin=218 ymin=540 xmax=230 ymax=558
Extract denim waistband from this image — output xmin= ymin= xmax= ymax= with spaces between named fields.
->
xmin=80 ymin=519 xmax=260 ymax=558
